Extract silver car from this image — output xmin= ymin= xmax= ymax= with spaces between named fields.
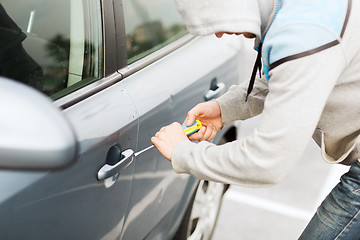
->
xmin=0 ymin=0 xmax=249 ymax=239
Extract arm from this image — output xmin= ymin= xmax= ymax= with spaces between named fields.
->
xmin=172 ymin=45 xmax=346 ymax=187
xmin=181 ymin=75 xmax=268 ymax=142
xmin=216 ymin=75 xmax=269 ymax=127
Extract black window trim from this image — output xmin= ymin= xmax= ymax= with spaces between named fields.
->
xmin=55 ymin=0 xmax=118 ymax=109
xmin=113 ymin=0 xmax=127 ymax=69
xmin=102 ymin=0 xmax=118 ymax=75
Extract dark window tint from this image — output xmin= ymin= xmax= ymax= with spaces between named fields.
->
xmin=0 ymin=0 xmax=103 ymax=99
xmin=122 ymin=0 xmax=187 ymax=64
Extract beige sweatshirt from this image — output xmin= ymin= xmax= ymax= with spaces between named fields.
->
xmin=172 ymin=0 xmax=360 ymax=187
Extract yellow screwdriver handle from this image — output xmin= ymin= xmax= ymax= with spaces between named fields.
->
xmin=182 ymin=120 xmax=202 ymax=136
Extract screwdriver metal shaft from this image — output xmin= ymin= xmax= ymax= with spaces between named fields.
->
xmin=134 ymin=120 xmax=202 ymax=157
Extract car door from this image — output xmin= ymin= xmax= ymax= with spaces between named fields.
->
xmin=0 ymin=0 xmax=136 ymax=239
xmin=114 ymin=0 xmax=244 ymax=239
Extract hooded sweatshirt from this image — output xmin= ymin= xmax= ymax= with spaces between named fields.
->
xmin=171 ymin=0 xmax=360 ymax=187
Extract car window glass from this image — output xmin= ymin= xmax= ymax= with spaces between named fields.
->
xmin=0 ymin=0 xmax=103 ymax=100
xmin=122 ymin=0 xmax=187 ymax=64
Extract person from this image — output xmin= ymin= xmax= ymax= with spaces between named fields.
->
xmin=151 ymin=0 xmax=360 ymax=238
xmin=0 ymin=4 xmax=44 ymax=91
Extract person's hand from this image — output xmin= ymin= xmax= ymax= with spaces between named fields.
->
xmin=184 ymin=101 xmax=222 ymax=142
xmin=151 ymin=122 xmax=187 ymax=161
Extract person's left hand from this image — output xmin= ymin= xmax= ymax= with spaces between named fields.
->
xmin=151 ymin=122 xmax=188 ymax=161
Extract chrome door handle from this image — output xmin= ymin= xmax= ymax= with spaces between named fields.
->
xmin=204 ymin=78 xmax=225 ymax=101
xmin=97 ymin=148 xmax=134 ymax=181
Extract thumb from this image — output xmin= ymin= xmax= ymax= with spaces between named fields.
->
xmin=186 ymin=110 xmax=197 ymax=126
xmin=185 ymin=103 xmax=205 ymax=126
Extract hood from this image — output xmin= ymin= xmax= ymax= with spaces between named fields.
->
xmin=173 ymin=0 xmax=275 ymax=45
xmin=0 ymin=4 xmax=26 ymax=53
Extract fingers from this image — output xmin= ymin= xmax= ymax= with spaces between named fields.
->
xmin=185 ymin=102 xmax=207 ymax=126
xmin=151 ymin=135 xmax=158 ymax=146
xmin=182 ymin=101 xmax=221 ymax=141
xmin=201 ymin=124 xmax=217 ymax=141
xmin=152 ymin=120 xmax=217 ymax=162
xmin=185 ymin=107 xmax=199 ymax=126
xmin=188 ymin=124 xmax=217 ymax=142
xmin=151 ymin=122 xmax=187 ymax=161
xmin=185 ymin=115 xmax=195 ymax=127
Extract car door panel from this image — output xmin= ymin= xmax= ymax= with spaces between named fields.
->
xmin=61 ymin=76 xmax=138 ymax=239
xmin=117 ymin=75 xmax=177 ymax=239
xmin=120 ymin=35 xmax=242 ymax=239
xmin=0 ymin=0 xmax=249 ymax=237
xmin=0 ymin=73 xmax=138 ymax=240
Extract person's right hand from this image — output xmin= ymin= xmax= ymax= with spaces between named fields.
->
xmin=184 ymin=101 xmax=223 ymax=142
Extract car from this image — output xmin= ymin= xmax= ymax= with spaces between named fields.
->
xmin=0 ymin=0 xmax=250 ymax=239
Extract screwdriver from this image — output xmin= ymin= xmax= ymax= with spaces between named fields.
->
xmin=134 ymin=120 xmax=202 ymax=157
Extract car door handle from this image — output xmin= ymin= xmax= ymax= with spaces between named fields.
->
xmin=204 ymin=78 xmax=225 ymax=101
xmin=97 ymin=148 xmax=134 ymax=181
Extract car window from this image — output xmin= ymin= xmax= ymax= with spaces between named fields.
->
xmin=0 ymin=0 xmax=103 ymax=100
xmin=122 ymin=0 xmax=187 ymax=64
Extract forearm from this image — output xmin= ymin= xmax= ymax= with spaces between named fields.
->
xmin=172 ymin=46 xmax=346 ymax=187
xmin=216 ymin=76 xmax=268 ymax=127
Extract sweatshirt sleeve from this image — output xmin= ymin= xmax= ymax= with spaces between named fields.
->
xmin=172 ymin=45 xmax=347 ymax=187
xmin=216 ymin=75 xmax=269 ymax=127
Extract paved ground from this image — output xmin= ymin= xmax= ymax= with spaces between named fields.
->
xmin=212 ymin=116 xmax=350 ymax=240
